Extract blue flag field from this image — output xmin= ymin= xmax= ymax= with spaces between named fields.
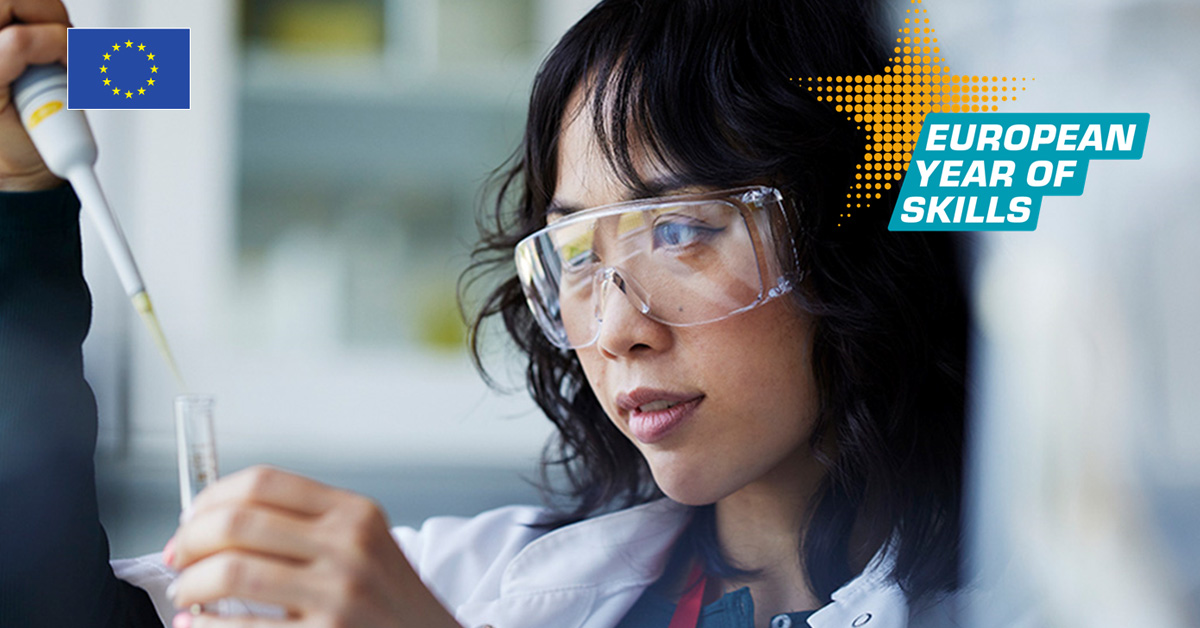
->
xmin=67 ymin=28 xmax=190 ymax=110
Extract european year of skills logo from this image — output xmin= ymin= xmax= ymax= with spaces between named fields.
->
xmin=794 ymin=2 xmax=1150 ymax=232
xmin=888 ymin=113 xmax=1149 ymax=231
xmin=66 ymin=28 xmax=190 ymax=110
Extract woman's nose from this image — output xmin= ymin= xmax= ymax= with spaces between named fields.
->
xmin=593 ymin=269 xmax=672 ymax=358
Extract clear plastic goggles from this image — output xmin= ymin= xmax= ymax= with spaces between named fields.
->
xmin=515 ymin=186 xmax=799 ymax=350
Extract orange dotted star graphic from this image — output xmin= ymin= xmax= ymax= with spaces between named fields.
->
xmin=790 ymin=0 xmax=1033 ymax=227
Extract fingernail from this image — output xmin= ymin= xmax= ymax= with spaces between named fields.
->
xmin=172 ymin=612 xmax=192 ymax=628
xmin=165 ymin=580 xmax=177 ymax=601
xmin=162 ymin=537 xmax=176 ymax=568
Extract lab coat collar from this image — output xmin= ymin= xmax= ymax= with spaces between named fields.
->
xmin=809 ymin=544 xmax=910 ymax=628
xmin=500 ymin=498 xmax=693 ymax=596
xmin=498 ymin=498 xmax=910 ymax=627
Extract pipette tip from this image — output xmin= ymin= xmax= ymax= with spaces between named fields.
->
xmin=132 ymin=290 xmax=188 ymax=391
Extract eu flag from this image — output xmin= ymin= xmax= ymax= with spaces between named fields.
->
xmin=67 ymin=28 xmax=190 ymax=110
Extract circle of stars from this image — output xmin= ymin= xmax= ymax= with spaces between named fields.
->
xmin=100 ymin=39 xmax=159 ymax=100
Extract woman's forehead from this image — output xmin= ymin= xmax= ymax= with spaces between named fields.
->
xmin=555 ymin=87 xmax=630 ymax=207
xmin=553 ymin=85 xmax=682 ymax=216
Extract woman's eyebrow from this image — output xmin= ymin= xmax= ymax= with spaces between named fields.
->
xmin=546 ymin=179 xmax=690 ymax=217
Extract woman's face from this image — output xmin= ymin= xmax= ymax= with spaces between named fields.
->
xmin=553 ymin=91 xmax=824 ymax=506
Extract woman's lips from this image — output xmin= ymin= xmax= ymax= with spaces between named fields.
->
xmin=626 ymin=396 xmax=704 ymax=444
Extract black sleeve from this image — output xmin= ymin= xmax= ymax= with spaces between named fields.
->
xmin=0 ymin=185 xmax=162 ymax=627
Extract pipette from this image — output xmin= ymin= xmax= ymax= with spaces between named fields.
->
xmin=12 ymin=64 xmax=185 ymax=388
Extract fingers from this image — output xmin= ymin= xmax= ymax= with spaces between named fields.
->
xmin=173 ymin=504 xmax=323 ymax=570
xmin=170 ymin=467 xmax=414 ymax=626
xmin=176 ymin=466 xmax=393 ymax=571
xmin=181 ymin=614 xmax=291 ymax=628
xmin=169 ymin=548 xmax=384 ymax=625
xmin=0 ymin=0 xmax=71 ymax=82
xmin=0 ymin=22 xmax=67 ymax=86
xmin=181 ymin=610 xmax=357 ymax=628
xmin=190 ymin=466 xmax=344 ymax=520
xmin=170 ymin=550 xmax=312 ymax=612
xmin=0 ymin=1 xmax=70 ymax=191
xmin=0 ymin=0 xmax=71 ymax=29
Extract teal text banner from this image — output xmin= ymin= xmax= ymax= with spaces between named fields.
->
xmin=889 ymin=113 xmax=1148 ymax=231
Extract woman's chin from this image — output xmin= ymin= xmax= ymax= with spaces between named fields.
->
xmin=649 ymin=463 xmax=733 ymax=506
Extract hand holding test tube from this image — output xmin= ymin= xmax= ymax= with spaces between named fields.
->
xmin=172 ymin=396 xmax=288 ymax=620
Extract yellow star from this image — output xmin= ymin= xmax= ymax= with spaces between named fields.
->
xmin=125 ymin=91 xmax=133 ymax=98
xmin=799 ymin=4 xmax=1033 ymax=224
xmin=125 ymin=40 xmax=133 ymax=48
xmin=99 ymin=65 xmax=107 ymax=73
xmin=103 ymin=78 xmax=111 ymax=86
xmin=112 ymin=87 xmax=120 ymax=95
xmin=150 ymin=65 xmax=158 ymax=73
xmin=112 ymin=43 xmax=120 ymax=51
xmin=138 ymin=43 xmax=146 ymax=51
xmin=147 ymin=52 xmax=155 ymax=61
xmin=138 ymin=88 xmax=145 ymax=95
xmin=103 ymin=53 xmax=110 ymax=60
xmin=147 ymin=78 xmax=155 ymax=86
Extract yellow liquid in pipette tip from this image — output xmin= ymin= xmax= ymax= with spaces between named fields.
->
xmin=131 ymin=291 xmax=188 ymax=391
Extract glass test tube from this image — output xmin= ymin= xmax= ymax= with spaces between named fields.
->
xmin=174 ymin=395 xmax=230 ymax=615
xmin=176 ymin=394 xmax=219 ymax=513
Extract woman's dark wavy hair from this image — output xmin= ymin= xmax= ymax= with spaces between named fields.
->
xmin=463 ymin=0 xmax=967 ymax=606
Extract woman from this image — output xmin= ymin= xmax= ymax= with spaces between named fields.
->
xmin=0 ymin=0 xmax=966 ymax=626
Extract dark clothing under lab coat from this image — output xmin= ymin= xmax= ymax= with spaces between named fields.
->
xmin=0 ymin=185 xmax=161 ymax=626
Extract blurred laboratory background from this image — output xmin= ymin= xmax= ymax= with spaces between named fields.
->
xmin=936 ymin=0 xmax=1200 ymax=625
xmin=63 ymin=0 xmax=1197 ymax=625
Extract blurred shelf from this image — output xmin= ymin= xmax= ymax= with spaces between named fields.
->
xmin=241 ymin=47 xmax=538 ymax=109
xmin=226 ymin=0 xmax=547 ymax=381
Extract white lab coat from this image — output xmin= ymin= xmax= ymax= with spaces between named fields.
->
xmin=113 ymin=499 xmax=958 ymax=628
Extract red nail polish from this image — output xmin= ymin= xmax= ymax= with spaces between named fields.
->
xmin=172 ymin=611 xmax=192 ymax=628
xmin=162 ymin=537 xmax=176 ymax=568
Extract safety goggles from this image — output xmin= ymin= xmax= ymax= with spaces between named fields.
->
xmin=514 ymin=186 xmax=800 ymax=350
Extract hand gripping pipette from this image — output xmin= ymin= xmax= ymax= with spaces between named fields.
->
xmin=12 ymin=63 xmax=185 ymax=387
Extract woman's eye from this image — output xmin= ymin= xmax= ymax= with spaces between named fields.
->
xmin=652 ymin=220 xmax=722 ymax=249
